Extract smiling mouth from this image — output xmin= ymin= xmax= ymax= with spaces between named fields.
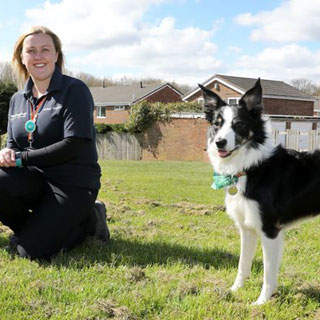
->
xmin=217 ymin=150 xmax=232 ymax=158
xmin=34 ymin=64 xmax=46 ymax=68
xmin=215 ymin=137 xmax=253 ymax=158
xmin=217 ymin=145 xmax=242 ymax=158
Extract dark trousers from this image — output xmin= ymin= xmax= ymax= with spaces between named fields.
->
xmin=0 ymin=167 xmax=97 ymax=259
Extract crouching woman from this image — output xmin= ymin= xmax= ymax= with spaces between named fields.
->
xmin=0 ymin=26 xmax=110 ymax=259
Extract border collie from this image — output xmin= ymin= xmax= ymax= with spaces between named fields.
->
xmin=199 ymin=79 xmax=320 ymax=305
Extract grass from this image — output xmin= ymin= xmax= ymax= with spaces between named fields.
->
xmin=0 ymin=160 xmax=320 ymax=319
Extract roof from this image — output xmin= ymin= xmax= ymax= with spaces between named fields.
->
xmin=183 ymin=74 xmax=315 ymax=101
xmin=90 ymin=83 xmax=183 ymax=106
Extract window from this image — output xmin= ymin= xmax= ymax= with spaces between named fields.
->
xmin=97 ymin=106 xmax=106 ymax=118
xmin=114 ymin=106 xmax=126 ymax=111
xmin=228 ymin=98 xmax=240 ymax=106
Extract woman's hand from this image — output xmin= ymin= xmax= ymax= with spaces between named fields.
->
xmin=0 ymin=148 xmax=16 ymax=167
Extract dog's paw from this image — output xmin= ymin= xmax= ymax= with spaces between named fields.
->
xmin=252 ymin=297 xmax=267 ymax=306
xmin=230 ymin=281 xmax=244 ymax=292
xmin=252 ymin=284 xmax=277 ymax=305
xmin=252 ymin=292 xmax=273 ymax=305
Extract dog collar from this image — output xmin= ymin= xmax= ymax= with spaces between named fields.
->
xmin=211 ymin=172 xmax=246 ymax=191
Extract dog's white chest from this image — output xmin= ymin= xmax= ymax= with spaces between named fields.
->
xmin=225 ymin=178 xmax=262 ymax=232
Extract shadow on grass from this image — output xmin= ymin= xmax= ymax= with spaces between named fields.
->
xmin=46 ymin=237 xmax=241 ymax=270
xmin=298 ymin=287 xmax=320 ymax=303
xmin=0 ymin=234 xmax=263 ymax=274
xmin=275 ymin=284 xmax=320 ymax=305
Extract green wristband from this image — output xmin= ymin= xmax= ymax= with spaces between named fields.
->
xmin=15 ymin=152 xmax=23 ymax=168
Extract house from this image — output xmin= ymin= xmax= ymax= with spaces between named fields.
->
xmin=183 ymin=74 xmax=316 ymax=117
xmin=90 ymin=82 xmax=183 ymax=124
xmin=314 ymin=96 xmax=320 ymax=117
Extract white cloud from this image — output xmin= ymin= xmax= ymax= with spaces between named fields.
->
xmin=235 ymin=0 xmax=320 ymax=42
xmin=68 ymin=16 xmax=222 ymax=84
xmin=231 ymin=44 xmax=320 ymax=83
xmin=25 ymin=0 xmax=156 ymax=50
xmin=22 ymin=0 xmax=222 ymax=85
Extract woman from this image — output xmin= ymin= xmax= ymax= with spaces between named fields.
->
xmin=0 ymin=26 xmax=109 ymax=259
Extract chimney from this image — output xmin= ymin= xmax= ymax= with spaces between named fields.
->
xmin=140 ymin=81 xmax=143 ymax=88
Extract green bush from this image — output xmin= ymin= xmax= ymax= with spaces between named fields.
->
xmin=0 ymin=133 xmax=7 ymax=149
xmin=0 ymin=81 xmax=18 ymax=134
xmin=125 ymin=101 xmax=202 ymax=133
xmin=95 ymin=123 xmax=128 ymax=133
xmin=95 ymin=101 xmax=203 ymax=134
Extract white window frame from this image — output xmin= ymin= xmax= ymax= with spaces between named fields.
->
xmin=97 ymin=106 xmax=106 ymax=118
xmin=228 ymin=97 xmax=240 ymax=106
xmin=114 ymin=106 xmax=126 ymax=111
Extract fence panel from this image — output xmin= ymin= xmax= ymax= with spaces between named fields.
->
xmin=96 ymin=132 xmax=142 ymax=160
xmin=272 ymin=129 xmax=320 ymax=151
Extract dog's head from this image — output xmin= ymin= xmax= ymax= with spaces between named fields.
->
xmin=199 ymin=79 xmax=266 ymax=159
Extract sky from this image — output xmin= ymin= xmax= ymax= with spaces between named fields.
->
xmin=1 ymin=0 xmax=320 ymax=86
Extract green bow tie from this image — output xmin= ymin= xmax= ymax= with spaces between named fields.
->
xmin=211 ymin=172 xmax=239 ymax=190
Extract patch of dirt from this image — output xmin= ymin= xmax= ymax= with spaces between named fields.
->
xmin=176 ymin=281 xmax=200 ymax=298
xmin=313 ymin=309 xmax=320 ymax=320
xmin=95 ymin=299 xmax=137 ymax=320
xmin=125 ymin=267 xmax=147 ymax=283
xmin=134 ymin=199 xmax=225 ymax=216
xmin=170 ymin=202 xmax=225 ymax=216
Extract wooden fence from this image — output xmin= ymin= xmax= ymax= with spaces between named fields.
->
xmin=96 ymin=129 xmax=320 ymax=161
xmin=96 ymin=132 xmax=142 ymax=160
xmin=1 ymin=130 xmax=320 ymax=161
xmin=272 ymin=129 xmax=320 ymax=151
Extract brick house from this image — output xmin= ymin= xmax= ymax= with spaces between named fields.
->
xmin=183 ymin=74 xmax=315 ymax=117
xmin=90 ymin=82 xmax=183 ymax=124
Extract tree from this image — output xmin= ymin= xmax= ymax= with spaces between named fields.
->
xmin=0 ymin=81 xmax=17 ymax=134
xmin=290 ymin=78 xmax=320 ymax=96
xmin=0 ymin=62 xmax=16 ymax=84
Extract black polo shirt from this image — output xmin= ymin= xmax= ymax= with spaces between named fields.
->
xmin=7 ymin=66 xmax=101 ymax=189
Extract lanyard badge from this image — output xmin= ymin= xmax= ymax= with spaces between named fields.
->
xmin=25 ymin=97 xmax=47 ymax=149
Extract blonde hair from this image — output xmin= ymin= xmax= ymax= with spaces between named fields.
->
xmin=12 ymin=26 xmax=65 ymax=84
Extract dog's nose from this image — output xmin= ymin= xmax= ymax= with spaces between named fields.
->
xmin=216 ymin=139 xmax=227 ymax=149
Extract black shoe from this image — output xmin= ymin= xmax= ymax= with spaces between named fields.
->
xmin=17 ymin=245 xmax=30 ymax=258
xmin=9 ymin=234 xmax=20 ymax=252
xmin=93 ymin=200 xmax=110 ymax=242
xmin=8 ymin=234 xmax=29 ymax=258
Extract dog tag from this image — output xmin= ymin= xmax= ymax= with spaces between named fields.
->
xmin=228 ymin=186 xmax=238 ymax=196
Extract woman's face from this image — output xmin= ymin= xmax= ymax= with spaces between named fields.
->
xmin=21 ymin=33 xmax=58 ymax=85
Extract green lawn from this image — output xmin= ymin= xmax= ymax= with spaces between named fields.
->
xmin=0 ymin=160 xmax=320 ymax=319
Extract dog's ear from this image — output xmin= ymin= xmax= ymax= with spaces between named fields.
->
xmin=239 ymin=78 xmax=263 ymax=113
xmin=198 ymin=84 xmax=226 ymax=123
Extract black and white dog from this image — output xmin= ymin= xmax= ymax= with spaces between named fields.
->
xmin=199 ymin=79 xmax=320 ymax=305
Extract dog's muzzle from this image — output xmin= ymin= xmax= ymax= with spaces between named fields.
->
xmin=215 ymin=138 xmax=251 ymax=158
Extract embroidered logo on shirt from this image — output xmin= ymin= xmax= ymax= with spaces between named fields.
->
xmin=10 ymin=112 xmax=27 ymax=120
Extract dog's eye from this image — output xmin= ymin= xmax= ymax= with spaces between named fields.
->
xmin=213 ymin=118 xmax=222 ymax=127
xmin=233 ymin=121 xmax=246 ymax=130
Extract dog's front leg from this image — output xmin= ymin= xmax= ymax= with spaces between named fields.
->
xmin=231 ymin=226 xmax=258 ymax=291
xmin=254 ymin=231 xmax=284 ymax=305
